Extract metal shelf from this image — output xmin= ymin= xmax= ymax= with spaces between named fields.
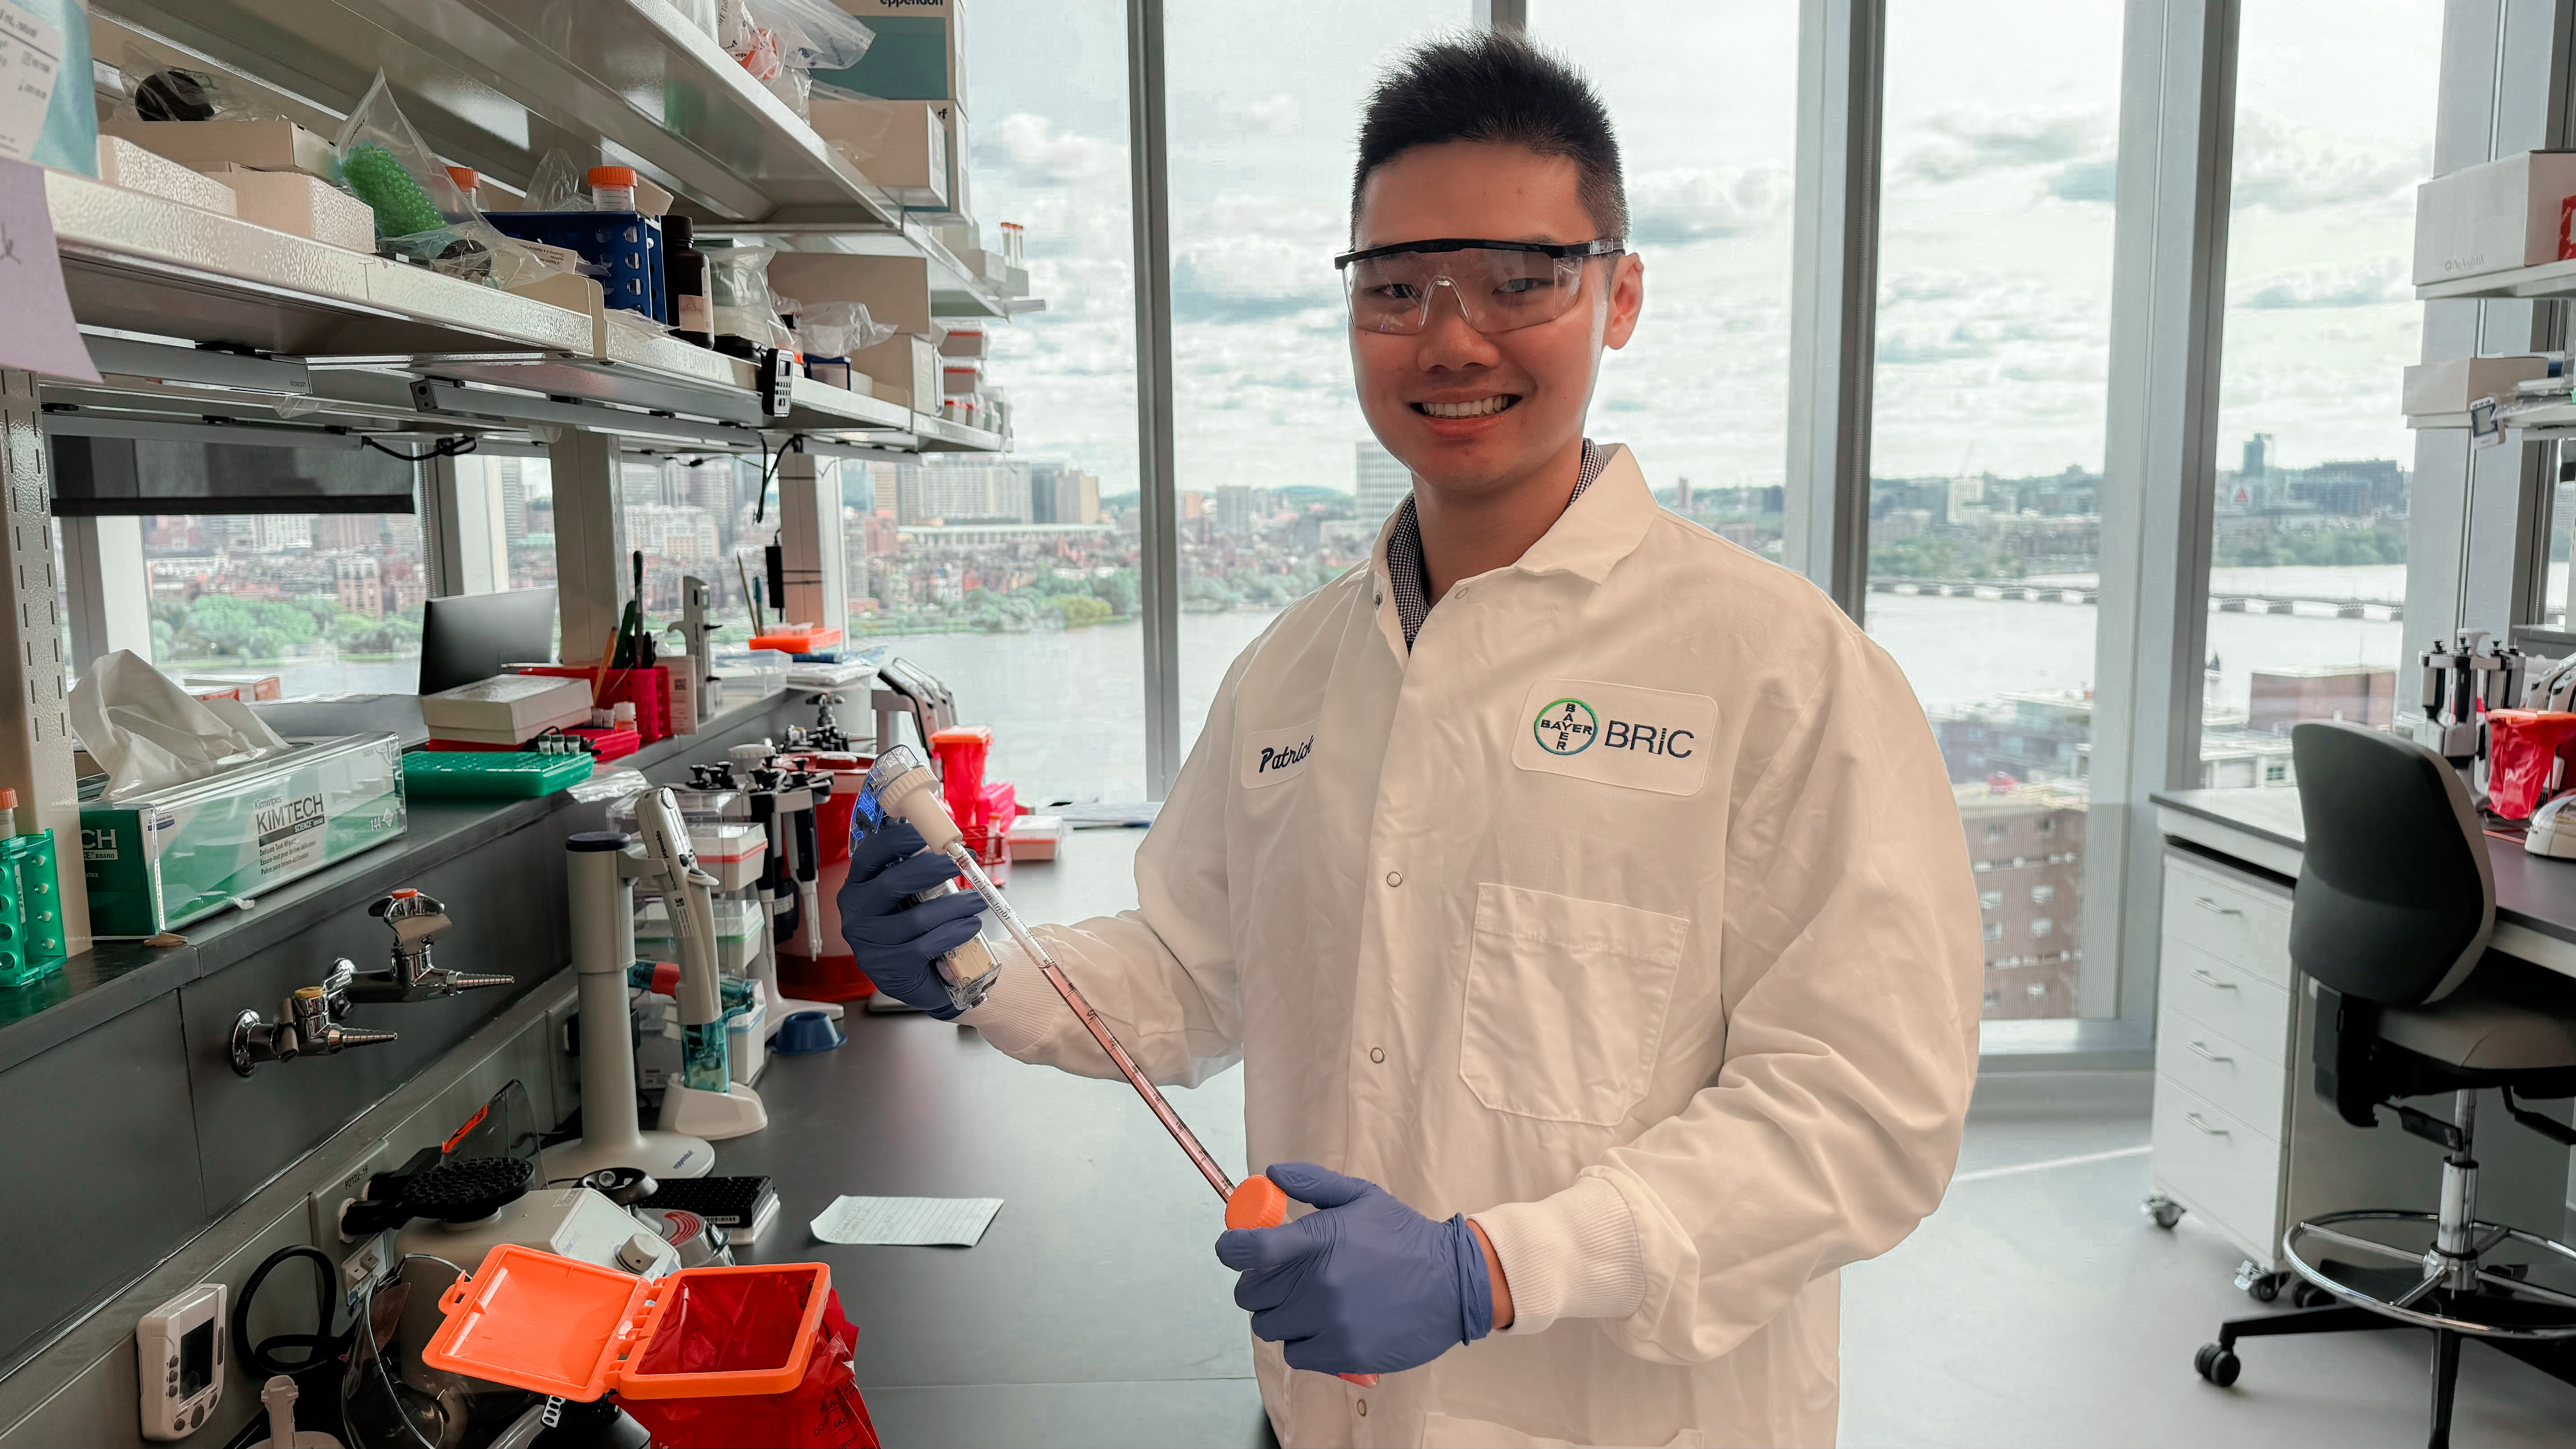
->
xmin=99 ymin=0 xmax=1022 ymax=316
xmin=2414 ymin=258 xmax=2576 ymax=301
xmin=909 ymin=413 xmax=1006 ymax=452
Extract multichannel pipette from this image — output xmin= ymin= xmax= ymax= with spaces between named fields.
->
xmin=857 ymin=746 xmax=1375 ymax=1385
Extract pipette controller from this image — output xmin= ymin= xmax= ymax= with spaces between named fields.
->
xmin=858 ymin=746 xmax=1375 ymax=1383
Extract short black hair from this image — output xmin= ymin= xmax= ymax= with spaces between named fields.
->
xmin=1352 ymin=31 xmax=1627 ymax=241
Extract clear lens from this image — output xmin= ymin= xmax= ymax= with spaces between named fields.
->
xmin=1344 ymin=248 xmax=1591 ymax=335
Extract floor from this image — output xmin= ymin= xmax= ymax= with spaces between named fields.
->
xmin=718 ymin=831 xmax=2576 ymax=1447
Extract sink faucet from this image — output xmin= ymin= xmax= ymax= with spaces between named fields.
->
xmin=230 ymin=961 xmax=399 ymax=1076
xmin=341 ymin=889 xmax=512 ymax=1004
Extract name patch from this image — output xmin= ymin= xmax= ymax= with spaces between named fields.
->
xmin=1241 ymin=718 xmax=1319 ymax=790
xmin=1512 ymin=678 xmax=1716 ymax=796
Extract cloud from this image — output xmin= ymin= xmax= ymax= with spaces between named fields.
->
xmin=2047 ymin=157 xmax=2116 ymax=203
xmin=994 ymin=112 xmax=1126 ymax=190
xmin=1902 ymin=108 xmax=2100 ymax=184
xmin=2229 ymin=111 xmax=2420 ymax=212
xmin=1627 ymin=165 xmax=1789 ymax=246
xmin=1235 ymin=92 xmax=1300 ymax=136
xmin=2232 ymin=262 xmax=2406 ymax=310
xmin=1170 ymin=230 xmax=1337 ymax=324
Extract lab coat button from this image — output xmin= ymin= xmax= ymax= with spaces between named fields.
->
xmin=1370 ymin=1046 xmax=1385 ymax=1063
xmin=1357 ymin=1399 xmax=1368 ymax=1416
xmin=1385 ymin=870 xmax=1403 ymax=887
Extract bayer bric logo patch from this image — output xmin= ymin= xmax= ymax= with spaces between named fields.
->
xmin=1534 ymin=698 xmax=1598 ymax=755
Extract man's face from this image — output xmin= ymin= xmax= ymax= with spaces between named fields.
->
xmin=1348 ymin=141 xmax=1644 ymax=500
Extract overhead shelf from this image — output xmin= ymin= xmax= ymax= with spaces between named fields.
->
xmin=99 ymin=0 xmax=1024 ymax=317
xmin=2414 ymin=258 xmax=2576 ymax=301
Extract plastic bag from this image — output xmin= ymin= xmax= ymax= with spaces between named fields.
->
xmin=705 ymin=244 xmax=789 ymax=346
xmin=613 ymin=1289 xmax=879 ymax=1449
xmin=97 ymin=35 xmax=291 ymax=127
xmin=333 ymin=71 xmax=475 ymax=241
xmin=797 ymin=301 xmax=893 ymax=360
xmin=521 ymin=148 xmax=593 ymax=212
xmin=2487 ymin=710 xmax=2576 ymax=819
xmin=760 ymin=0 xmax=877 ymax=72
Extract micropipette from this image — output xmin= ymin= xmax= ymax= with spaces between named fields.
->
xmin=858 ymin=746 xmax=1375 ymax=1384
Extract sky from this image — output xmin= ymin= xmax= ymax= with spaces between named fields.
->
xmin=961 ymin=0 xmax=2443 ymax=498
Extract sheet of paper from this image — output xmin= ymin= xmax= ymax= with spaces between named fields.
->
xmin=0 ymin=156 xmax=97 ymax=381
xmin=810 ymin=1195 xmax=1003 ymax=1246
xmin=0 ymin=1 xmax=63 ymax=164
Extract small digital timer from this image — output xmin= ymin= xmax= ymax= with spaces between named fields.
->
xmin=137 ymin=1282 xmax=225 ymax=1441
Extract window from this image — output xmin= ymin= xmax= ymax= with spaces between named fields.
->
xmin=2200 ymin=0 xmax=2438 ymax=767
xmin=1165 ymin=1 xmax=1465 ymax=764
xmin=2031 ymin=883 xmax=2055 ymax=905
xmin=1533 ymin=0 xmax=1800 ymax=558
xmin=2032 ymin=917 xmax=2055 ymax=938
xmin=1983 ymin=921 xmax=2004 ymax=943
xmin=1979 ymin=889 xmax=2003 ymax=911
xmin=1867 ymin=0 xmax=2123 ymax=1020
xmin=834 ymin=0 xmax=1145 ymax=805
xmin=138 ymin=510 xmax=428 ymax=695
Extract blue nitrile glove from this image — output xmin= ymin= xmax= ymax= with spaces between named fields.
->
xmin=1214 ymin=1162 xmax=1494 ymax=1375
xmin=835 ymin=820 xmax=987 ymax=1019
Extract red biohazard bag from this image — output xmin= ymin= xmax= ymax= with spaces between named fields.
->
xmin=2485 ymin=709 xmax=2576 ymax=819
xmin=614 ymin=1289 xmax=879 ymax=1449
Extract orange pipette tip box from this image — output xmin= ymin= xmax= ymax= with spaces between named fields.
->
xmin=421 ymin=1244 xmax=831 ymax=1402
xmin=748 ymin=624 xmax=843 ymax=654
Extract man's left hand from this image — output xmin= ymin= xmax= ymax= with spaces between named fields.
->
xmin=1214 ymin=1162 xmax=1497 ymax=1375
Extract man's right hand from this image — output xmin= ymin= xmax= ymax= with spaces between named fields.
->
xmin=836 ymin=821 xmax=989 ymax=1018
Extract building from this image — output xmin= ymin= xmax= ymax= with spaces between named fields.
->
xmin=626 ymin=504 xmax=722 ymax=564
xmin=332 ymin=553 xmax=382 ymax=616
xmin=250 ymin=515 xmax=312 ymax=553
xmin=1935 ymin=691 xmax=2092 ymax=784
xmin=2248 ymin=665 xmax=2397 ymax=734
xmin=1028 ymin=462 xmax=1101 ymax=525
xmin=910 ymin=457 xmax=1034 ymax=524
xmin=1956 ymin=779 xmax=2086 ymax=1020
xmin=1214 ymin=484 xmax=1268 ymax=537
xmin=1356 ymin=440 xmax=1410 ymax=520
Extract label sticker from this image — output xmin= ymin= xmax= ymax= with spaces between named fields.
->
xmin=1241 ymin=718 xmax=1318 ymax=790
xmin=1512 ymin=678 xmax=1715 ymax=796
xmin=0 ymin=1 xmax=63 ymax=165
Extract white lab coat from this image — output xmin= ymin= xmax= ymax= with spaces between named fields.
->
xmin=963 ymin=446 xmax=1983 ymax=1448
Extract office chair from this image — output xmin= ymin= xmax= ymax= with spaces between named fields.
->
xmin=2191 ymin=721 xmax=2576 ymax=1447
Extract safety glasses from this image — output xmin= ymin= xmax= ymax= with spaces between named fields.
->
xmin=1333 ymin=237 xmax=1625 ymax=336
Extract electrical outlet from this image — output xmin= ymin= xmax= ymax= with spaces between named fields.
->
xmin=340 ymin=1232 xmax=391 ymax=1304
xmin=308 ymin=1140 xmax=391 ymax=1246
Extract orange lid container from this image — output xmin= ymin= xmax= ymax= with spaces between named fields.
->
xmin=748 ymin=624 xmax=844 ymax=654
xmin=421 ymin=1244 xmax=831 ymax=1402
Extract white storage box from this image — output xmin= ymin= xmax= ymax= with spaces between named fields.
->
xmin=852 ymin=334 xmax=939 ymax=412
xmin=97 ymin=119 xmax=340 ymax=179
xmin=420 ymin=674 xmax=593 ymax=744
xmin=95 ymin=136 xmax=236 ymax=216
xmin=206 ymin=166 xmax=375 ymax=251
xmin=1008 ymin=814 xmax=1067 ymax=862
xmin=2404 ymin=356 xmax=2554 ymax=425
xmin=2413 ymin=150 xmax=2576 ymax=285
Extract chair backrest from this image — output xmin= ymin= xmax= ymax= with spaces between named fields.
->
xmin=2288 ymin=720 xmax=2493 ymax=1005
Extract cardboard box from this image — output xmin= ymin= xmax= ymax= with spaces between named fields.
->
xmin=939 ymin=327 xmax=988 ymax=359
xmin=941 ymin=361 xmax=981 ymax=396
xmin=2403 ymin=356 xmax=2553 ymax=422
xmin=97 ymin=119 xmax=339 ymax=180
xmin=95 ymin=136 xmax=236 ymax=216
xmin=419 ymin=673 xmax=594 ymax=744
xmin=851 ymin=333 xmax=939 ymax=412
xmin=810 ymin=97 xmax=951 ymax=209
xmin=766 ymin=252 xmax=937 ymax=334
xmin=2414 ymin=150 xmax=2576 ymax=285
xmin=204 ymin=166 xmax=375 ymax=251
xmin=821 ymin=0 xmax=965 ymax=102
xmin=181 ymin=672 xmax=283 ymax=703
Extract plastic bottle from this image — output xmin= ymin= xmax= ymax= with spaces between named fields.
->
xmin=665 ymin=216 xmax=712 ymax=348
xmin=589 ymin=166 xmax=637 ymax=212
xmin=446 ymin=167 xmax=479 ymax=207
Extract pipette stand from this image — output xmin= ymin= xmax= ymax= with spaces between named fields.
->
xmin=543 ymin=833 xmax=714 ymax=1181
xmin=659 ymin=1079 xmax=768 ymax=1139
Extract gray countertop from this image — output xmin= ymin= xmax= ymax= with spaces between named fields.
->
xmin=2153 ymin=785 xmax=2576 ymax=950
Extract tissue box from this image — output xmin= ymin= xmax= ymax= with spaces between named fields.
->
xmin=80 ymin=732 xmax=407 ymax=938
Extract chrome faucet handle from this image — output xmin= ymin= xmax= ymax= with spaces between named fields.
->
xmin=370 ymin=889 xmax=452 ymax=952
xmin=230 ymin=966 xmax=397 ymax=1076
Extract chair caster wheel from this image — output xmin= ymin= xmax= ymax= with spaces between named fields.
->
xmin=2292 ymin=1282 xmax=2334 ymax=1309
xmin=2194 ymin=1343 xmax=2240 ymax=1387
xmin=2245 ymin=1273 xmax=2281 ymax=1302
xmin=2145 ymin=1194 xmax=2184 ymax=1229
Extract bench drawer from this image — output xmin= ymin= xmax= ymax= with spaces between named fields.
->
xmin=2164 ymin=856 xmax=2293 ymax=986
xmin=2152 ymin=1076 xmax=2285 ymax=1256
xmin=2160 ymin=939 xmax=2293 ymax=1061
xmin=2154 ymin=1003 xmax=2288 ymax=1139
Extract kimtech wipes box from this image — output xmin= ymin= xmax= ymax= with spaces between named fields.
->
xmin=80 ymin=732 xmax=407 ymax=937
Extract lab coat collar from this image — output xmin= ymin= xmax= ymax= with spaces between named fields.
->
xmin=1366 ymin=442 xmax=1654 ymax=661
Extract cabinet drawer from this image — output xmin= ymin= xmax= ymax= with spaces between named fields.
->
xmin=2152 ymin=1076 xmax=2285 ymax=1253
xmin=2164 ymin=857 xmax=2292 ymax=985
xmin=2160 ymin=940 xmax=2293 ymax=1059
xmin=2154 ymin=1003 xmax=2287 ymax=1137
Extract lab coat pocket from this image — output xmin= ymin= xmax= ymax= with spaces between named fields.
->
xmin=1459 ymin=883 xmax=1690 ymax=1127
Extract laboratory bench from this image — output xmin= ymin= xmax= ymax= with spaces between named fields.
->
xmin=2144 ymin=787 xmax=2576 ymax=1293
xmin=0 ymin=688 xmax=811 ymax=1389
xmin=719 ymin=829 xmax=1270 ymax=1449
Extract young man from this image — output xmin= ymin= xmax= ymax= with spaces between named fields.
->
xmin=841 ymin=32 xmax=1982 ymax=1448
